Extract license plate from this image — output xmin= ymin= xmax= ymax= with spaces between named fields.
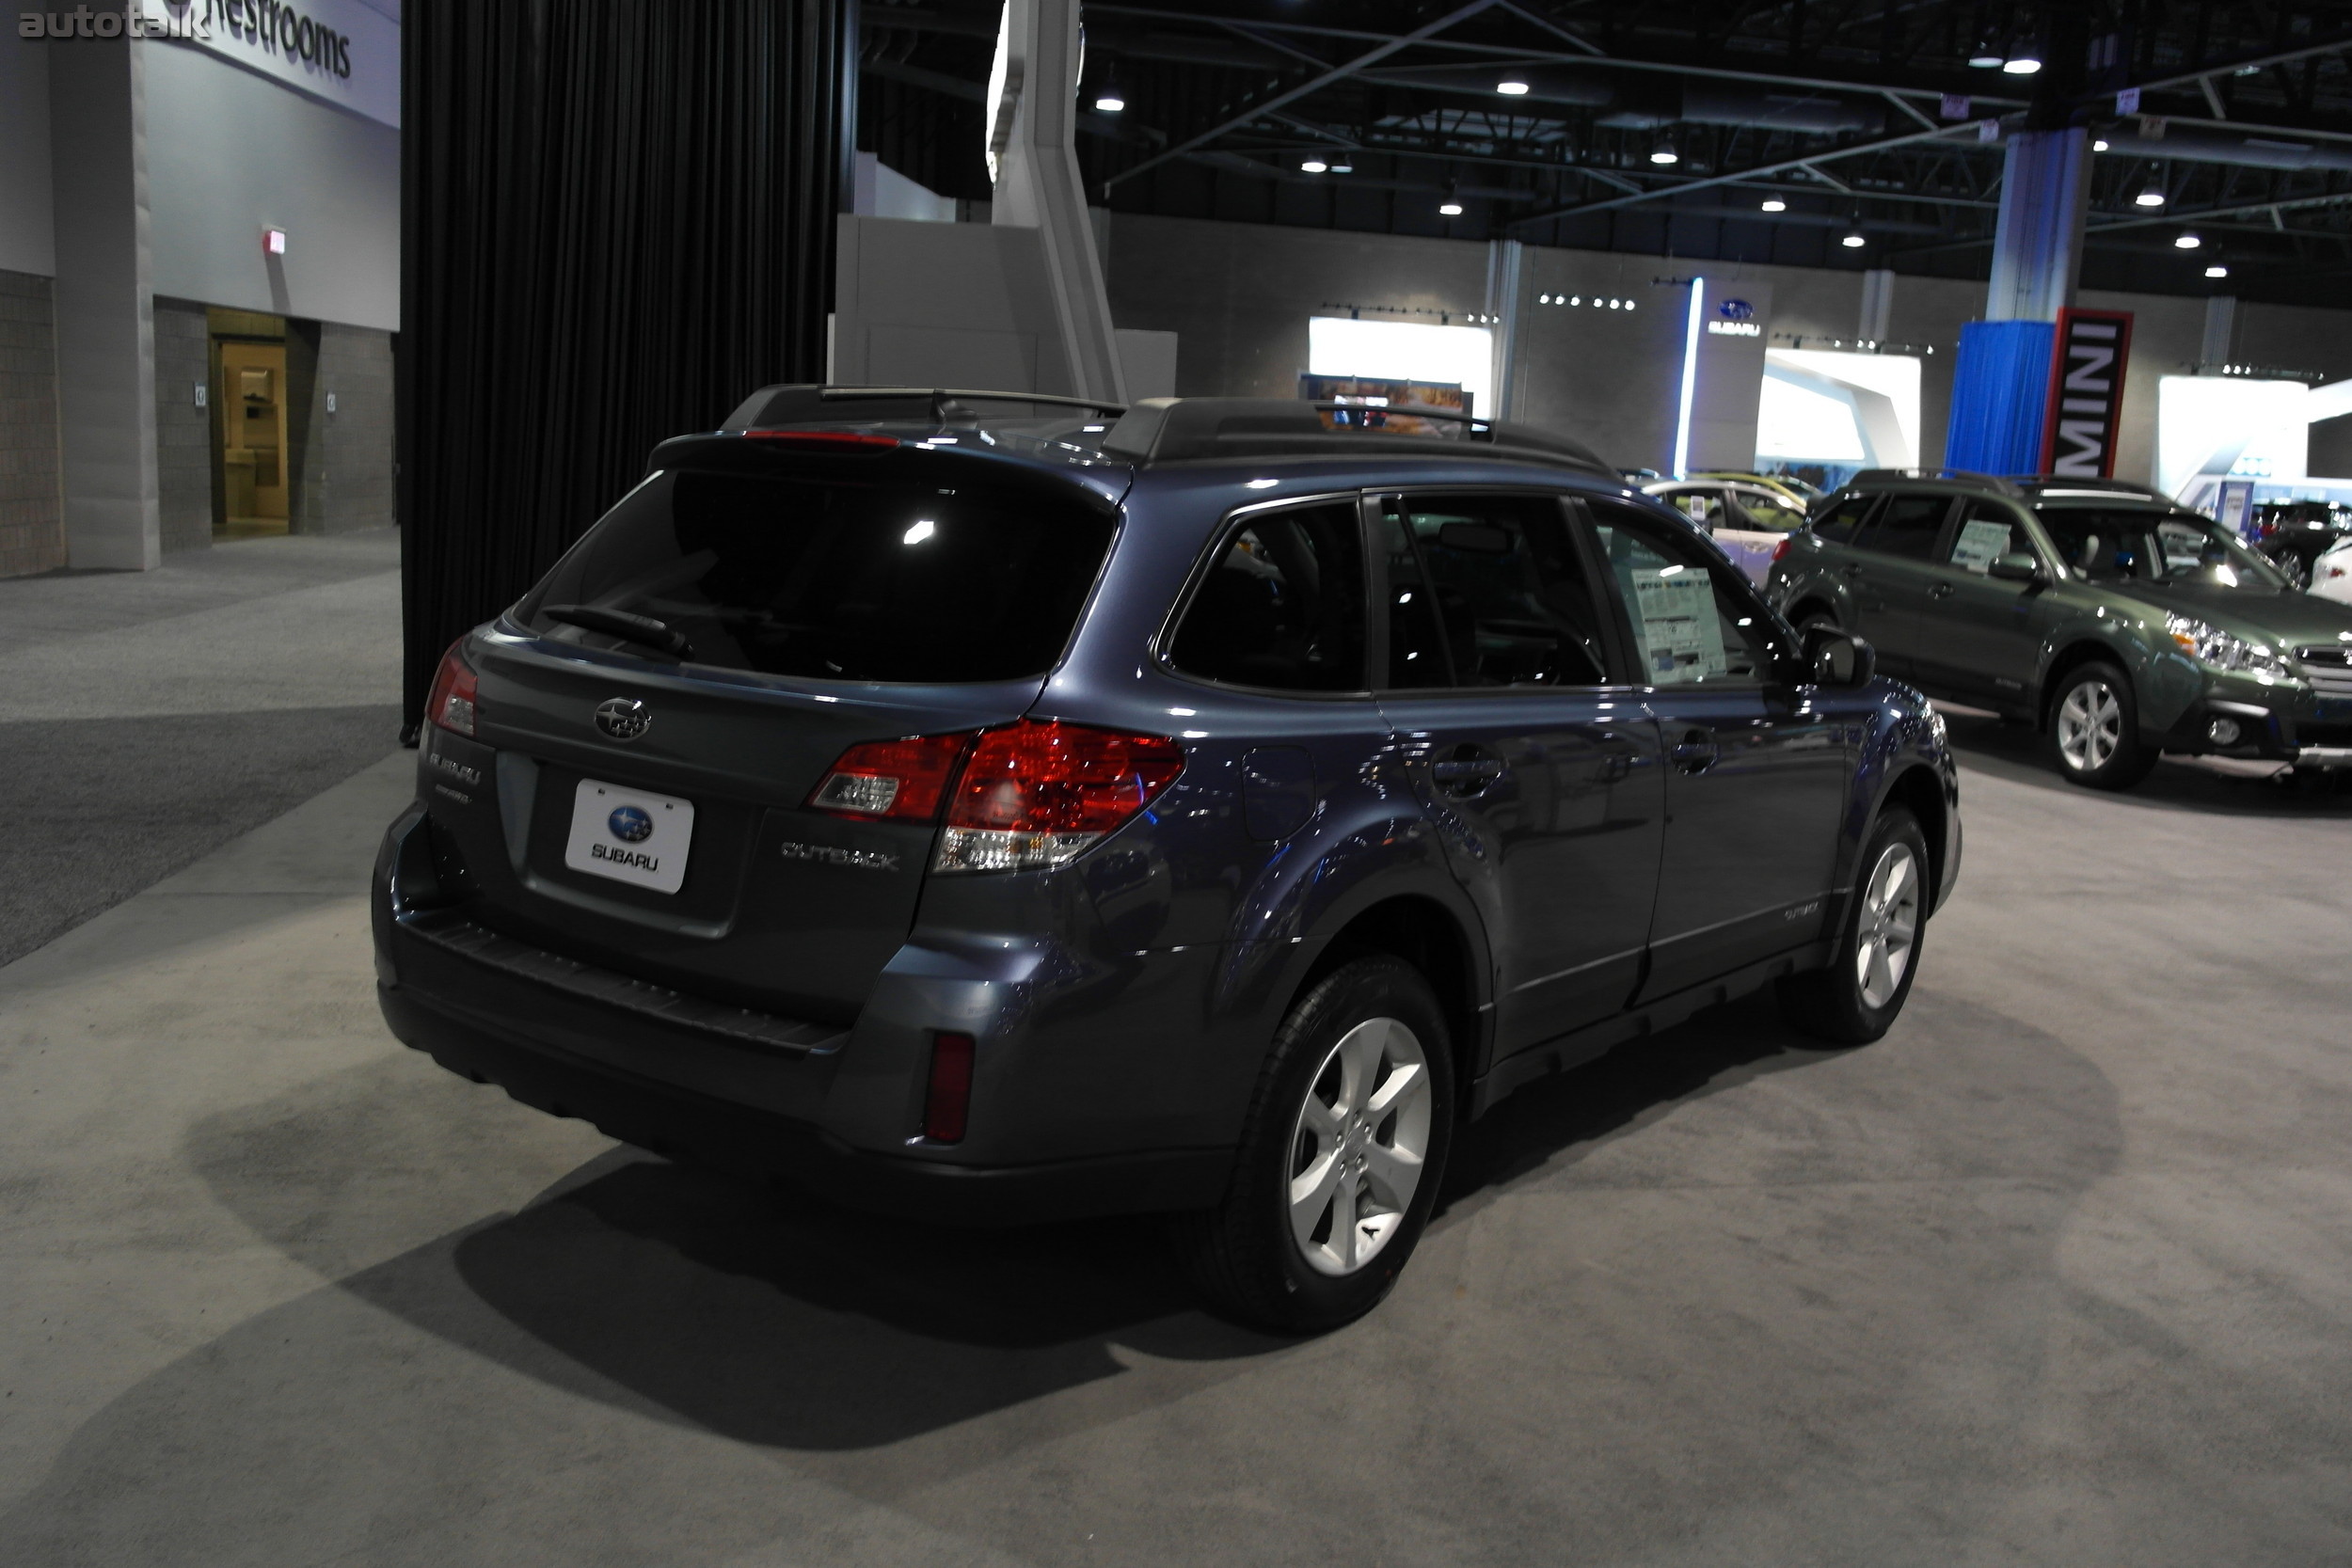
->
xmin=564 ymin=778 xmax=694 ymax=895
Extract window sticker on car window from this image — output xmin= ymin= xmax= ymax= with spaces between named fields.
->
xmin=1631 ymin=565 xmax=1726 ymax=682
xmin=1950 ymin=518 xmax=2014 ymax=575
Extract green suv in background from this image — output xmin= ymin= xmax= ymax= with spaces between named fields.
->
xmin=1767 ymin=471 xmax=2352 ymax=790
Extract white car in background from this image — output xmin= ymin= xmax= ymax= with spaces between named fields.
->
xmin=2312 ymin=534 xmax=2352 ymax=606
xmin=1643 ymin=479 xmax=1812 ymax=585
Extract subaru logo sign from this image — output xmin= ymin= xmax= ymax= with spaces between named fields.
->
xmin=607 ymin=805 xmax=655 ymax=844
xmin=1717 ymin=298 xmax=1756 ymax=322
xmin=594 ymin=696 xmax=651 ymax=741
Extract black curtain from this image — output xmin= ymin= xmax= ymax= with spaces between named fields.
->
xmin=398 ymin=0 xmax=854 ymax=729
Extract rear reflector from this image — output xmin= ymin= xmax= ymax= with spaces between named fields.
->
xmin=809 ymin=732 xmax=971 ymax=819
xmin=425 ymin=641 xmax=479 ymax=737
xmin=1770 ymin=536 xmax=1793 ymax=564
xmin=934 ymin=720 xmax=1184 ymax=874
xmin=740 ymin=430 xmax=899 ymax=451
xmin=924 ymin=1033 xmax=976 ymax=1143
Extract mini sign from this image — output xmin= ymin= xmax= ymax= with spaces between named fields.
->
xmin=2039 ymin=308 xmax=2135 ymax=479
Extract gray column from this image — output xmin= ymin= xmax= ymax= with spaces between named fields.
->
xmin=990 ymin=0 xmax=1125 ymax=403
xmin=1985 ymin=128 xmax=2090 ymax=324
xmin=2201 ymin=296 xmax=2237 ymax=372
xmin=1484 ymin=239 xmax=1523 ymax=422
xmin=49 ymin=36 xmax=160 ymax=570
xmin=1858 ymin=268 xmax=1896 ymax=343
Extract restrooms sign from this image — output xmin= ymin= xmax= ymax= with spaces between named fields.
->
xmin=22 ymin=1 xmax=400 ymax=127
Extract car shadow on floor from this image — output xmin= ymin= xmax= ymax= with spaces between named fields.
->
xmin=160 ymin=998 xmax=1852 ymax=1465
xmin=1936 ymin=704 xmax=2352 ymax=817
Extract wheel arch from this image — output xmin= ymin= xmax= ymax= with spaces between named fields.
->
xmin=1292 ymin=895 xmax=1483 ymax=1116
xmin=1879 ymin=763 xmax=1949 ymax=902
xmin=2036 ymin=637 xmax=2136 ymax=730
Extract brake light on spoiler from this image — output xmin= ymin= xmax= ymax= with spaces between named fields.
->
xmin=808 ymin=720 xmax=1184 ymax=873
xmin=739 ymin=430 xmax=900 ymax=451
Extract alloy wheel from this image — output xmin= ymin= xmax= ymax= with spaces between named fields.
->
xmin=1853 ymin=841 xmax=1921 ymax=1011
xmin=2056 ymin=679 xmax=2122 ymax=773
xmin=1288 ymin=1016 xmax=1433 ymax=1276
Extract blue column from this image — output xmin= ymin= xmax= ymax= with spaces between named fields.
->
xmin=1945 ymin=128 xmax=2090 ymax=474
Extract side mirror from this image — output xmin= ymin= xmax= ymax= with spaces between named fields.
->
xmin=1986 ymin=551 xmax=2044 ymax=583
xmin=1803 ymin=624 xmax=1876 ymax=689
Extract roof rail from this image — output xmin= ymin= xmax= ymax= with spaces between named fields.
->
xmin=2014 ymin=476 xmax=2168 ymax=500
xmin=1100 ymin=398 xmax=1616 ymax=477
xmin=1851 ymin=467 xmax=2021 ymax=496
xmin=723 ymin=383 xmax=1126 ymax=429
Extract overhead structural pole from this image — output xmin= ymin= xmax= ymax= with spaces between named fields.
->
xmin=991 ymin=0 xmax=1126 ymax=403
xmin=1484 ymin=239 xmax=1523 ymax=421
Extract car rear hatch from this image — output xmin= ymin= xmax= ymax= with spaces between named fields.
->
xmin=439 ymin=434 xmax=1126 ymax=1025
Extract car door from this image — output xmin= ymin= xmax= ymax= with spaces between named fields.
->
xmin=1582 ymin=497 xmax=1850 ymax=1000
xmin=1368 ymin=490 xmax=1668 ymax=1054
xmin=1839 ymin=493 xmax=1957 ymax=678
xmin=1911 ymin=497 xmax=2049 ymax=704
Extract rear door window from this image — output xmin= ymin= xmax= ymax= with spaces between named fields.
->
xmin=1168 ymin=502 xmax=1368 ymax=691
xmin=1380 ymin=493 xmax=1613 ymax=688
xmin=1730 ymin=490 xmax=1807 ymax=532
xmin=1854 ymin=494 xmax=1954 ymax=561
xmin=521 ymin=465 xmax=1115 ymax=682
xmin=1811 ymin=495 xmax=1877 ymax=544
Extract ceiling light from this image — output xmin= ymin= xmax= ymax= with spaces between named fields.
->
xmin=1329 ymin=162 xmax=1353 ymax=173
xmin=1539 ymin=293 xmax=1551 ymax=303
xmin=1093 ymin=93 xmax=1125 ymax=113
xmin=1967 ymin=42 xmax=2003 ymax=69
xmin=1568 ymin=294 xmax=1580 ymax=304
xmin=1301 ymin=159 xmax=1328 ymax=174
xmin=2136 ymin=186 xmax=2167 ymax=207
xmin=2003 ymin=54 xmax=2042 ymax=75
xmin=2206 ymin=264 xmax=2230 ymax=278
xmin=1650 ymin=145 xmax=1679 ymax=166
xmin=2175 ymin=231 xmax=2201 ymax=248
xmin=2092 ymin=138 xmax=2109 ymax=151
xmin=1439 ymin=201 xmax=1464 ymax=216
xmin=1841 ymin=230 xmax=1867 ymax=247
xmin=1760 ymin=198 xmax=1788 ymax=213
xmin=1497 ymin=79 xmax=1530 ymax=96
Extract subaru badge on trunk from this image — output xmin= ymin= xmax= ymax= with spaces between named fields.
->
xmin=595 ymin=697 xmax=651 ymax=741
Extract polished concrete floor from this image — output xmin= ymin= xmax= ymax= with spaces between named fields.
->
xmin=4 ymin=671 xmax=2352 ymax=1562
xmin=0 ymin=530 xmax=403 ymax=965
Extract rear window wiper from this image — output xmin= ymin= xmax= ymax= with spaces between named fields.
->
xmin=541 ymin=604 xmax=695 ymax=659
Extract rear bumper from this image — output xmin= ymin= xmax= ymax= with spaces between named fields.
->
xmin=378 ymin=981 xmax=1229 ymax=1226
xmin=372 ymin=802 xmax=1236 ymax=1226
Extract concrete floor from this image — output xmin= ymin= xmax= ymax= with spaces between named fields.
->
xmin=0 ymin=531 xmax=403 ymax=964
xmin=5 ymin=698 xmax=2352 ymax=1563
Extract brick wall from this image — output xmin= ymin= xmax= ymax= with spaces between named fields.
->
xmin=292 ymin=322 xmax=394 ymax=533
xmin=152 ymin=295 xmax=213 ymax=551
xmin=0 ymin=268 xmax=64 ymax=579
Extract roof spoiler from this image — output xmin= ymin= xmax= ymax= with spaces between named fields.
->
xmin=722 ymin=383 xmax=1127 ymax=429
xmin=1101 ymin=398 xmax=1616 ymax=476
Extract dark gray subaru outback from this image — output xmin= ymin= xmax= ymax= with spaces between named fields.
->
xmin=376 ymin=388 xmax=1961 ymax=1331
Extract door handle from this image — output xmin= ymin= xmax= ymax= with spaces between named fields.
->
xmin=1671 ymin=730 xmax=1720 ymax=775
xmin=1930 ymin=581 xmax=1954 ymax=599
xmin=1431 ymin=752 xmax=1505 ymax=797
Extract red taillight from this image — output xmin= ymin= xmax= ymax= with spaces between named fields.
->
xmin=924 ymin=1032 xmax=976 ymax=1143
xmin=740 ymin=430 xmax=899 ymax=451
xmin=807 ymin=732 xmax=971 ymax=819
xmin=934 ymin=720 xmax=1184 ymax=874
xmin=1770 ymin=536 xmax=1794 ymax=564
xmin=424 ymin=641 xmax=479 ymax=737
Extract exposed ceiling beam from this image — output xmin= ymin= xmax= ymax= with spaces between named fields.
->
xmin=1505 ymin=119 xmax=1985 ymax=229
xmin=2126 ymin=35 xmax=2352 ymax=98
xmin=1086 ymin=5 xmax=2032 ymax=110
xmin=1104 ymin=0 xmax=1502 ymax=190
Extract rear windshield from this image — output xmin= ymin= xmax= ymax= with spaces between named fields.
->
xmin=2034 ymin=506 xmax=2286 ymax=593
xmin=519 ymin=467 xmax=1116 ymax=682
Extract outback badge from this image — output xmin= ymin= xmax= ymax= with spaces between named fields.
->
xmin=595 ymin=697 xmax=651 ymax=741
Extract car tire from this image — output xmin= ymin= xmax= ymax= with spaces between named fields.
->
xmin=2047 ymin=661 xmax=2157 ymax=790
xmin=1777 ymin=806 xmax=1930 ymax=1046
xmin=1173 ymin=956 xmax=1454 ymax=1334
